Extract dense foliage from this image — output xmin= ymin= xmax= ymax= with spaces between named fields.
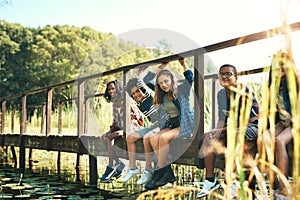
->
xmin=0 ymin=20 xmax=216 ymax=125
xmin=0 ymin=20 xmax=158 ymax=108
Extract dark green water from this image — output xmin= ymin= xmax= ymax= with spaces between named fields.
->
xmin=0 ymin=164 xmax=202 ymax=199
xmin=0 ymin=164 xmax=145 ymax=199
xmin=0 ymin=149 xmax=204 ymax=199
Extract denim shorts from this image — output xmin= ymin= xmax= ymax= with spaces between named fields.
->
xmin=136 ymin=126 xmax=160 ymax=137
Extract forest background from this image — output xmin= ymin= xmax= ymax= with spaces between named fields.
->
xmin=0 ymin=20 xmax=217 ymax=134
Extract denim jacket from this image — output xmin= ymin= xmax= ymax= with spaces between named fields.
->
xmin=143 ymin=69 xmax=194 ymax=139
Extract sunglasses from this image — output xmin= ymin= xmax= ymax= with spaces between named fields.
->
xmin=219 ymin=72 xmax=235 ymax=78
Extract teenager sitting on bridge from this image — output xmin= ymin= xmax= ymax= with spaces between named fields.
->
xmin=144 ymin=58 xmax=195 ymax=190
xmin=121 ymin=63 xmax=168 ymax=185
xmin=197 ymin=64 xmax=259 ymax=198
xmin=99 ymin=80 xmax=144 ymax=182
xmin=259 ymin=51 xmax=298 ymax=197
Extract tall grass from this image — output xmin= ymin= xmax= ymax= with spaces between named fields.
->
xmin=2 ymin=96 xmax=112 ymax=135
xmin=137 ymin=57 xmax=299 ymax=200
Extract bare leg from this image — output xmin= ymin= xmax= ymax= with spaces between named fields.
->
xmin=101 ymin=133 xmax=119 ymax=166
xmin=109 ymin=140 xmax=121 ymax=164
xmin=150 ymin=129 xmax=168 ymax=159
xmin=204 ymin=152 xmax=216 ymax=178
xmin=126 ymin=132 xmax=142 ymax=168
xmin=275 ymin=126 xmax=292 ymax=177
xmin=106 ymin=139 xmax=115 ymax=166
xmin=157 ymin=127 xmax=180 ymax=168
xmin=143 ymin=131 xmax=156 ymax=170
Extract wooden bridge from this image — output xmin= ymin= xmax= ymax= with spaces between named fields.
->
xmin=1 ymin=22 xmax=299 ymax=186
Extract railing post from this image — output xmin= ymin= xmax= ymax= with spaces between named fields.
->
xmin=11 ymin=107 xmax=15 ymax=133
xmin=124 ymin=70 xmax=130 ymax=132
xmin=57 ymin=102 xmax=63 ymax=176
xmin=77 ymin=81 xmax=84 ymax=137
xmin=20 ymin=94 xmax=27 ymax=171
xmin=58 ymin=102 xmax=63 ymax=134
xmin=11 ymin=107 xmax=17 ymax=167
xmin=77 ymin=81 xmax=85 ymax=182
xmin=40 ymin=104 xmax=46 ymax=134
xmin=211 ymin=78 xmax=218 ymax=129
xmin=123 ymin=69 xmax=130 ymax=153
xmin=1 ymin=99 xmax=6 ymax=134
xmin=0 ymin=100 xmax=6 ymax=163
xmin=84 ymin=98 xmax=89 ymax=134
xmin=46 ymin=89 xmax=52 ymax=136
xmin=89 ymin=153 xmax=97 ymax=186
xmin=85 ymin=97 xmax=98 ymax=186
xmin=193 ymin=50 xmax=205 ymax=166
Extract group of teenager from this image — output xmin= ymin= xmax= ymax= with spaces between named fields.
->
xmin=98 ymin=51 xmax=298 ymax=198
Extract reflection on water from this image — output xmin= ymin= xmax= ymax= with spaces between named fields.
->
xmin=0 ymin=149 xmax=205 ymax=199
xmin=0 ymin=164 xmax=204 ymax=199
xmin=0 ymin=164 xmax=133 ymax=199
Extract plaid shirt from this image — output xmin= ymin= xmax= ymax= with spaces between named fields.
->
xmin=111 ymin=97 xmax=143 ymax=133
xmin=144 ymin=69 xmax=194 ymax=139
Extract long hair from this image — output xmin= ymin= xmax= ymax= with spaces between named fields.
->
xmin=104 ymin=80 xmax=123 ymax=103
xmin=153 ymin=69 xmax=178 ymax=106
xmin=268 ymin=51 xmax=297 ymax=89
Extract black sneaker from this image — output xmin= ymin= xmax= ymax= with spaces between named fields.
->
xmin=155 ymin=165 xmax=176 ymax=187
xmin=145 ymin=167 xmax=166 ymax=190
xmin=100 ymin=166 xmax=116 ymax=182
xmin=114 ymin=161 xmax=125 ymax=179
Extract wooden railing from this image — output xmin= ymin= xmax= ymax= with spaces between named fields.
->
xmin=0 ymin=22 xmax=300 ymax=185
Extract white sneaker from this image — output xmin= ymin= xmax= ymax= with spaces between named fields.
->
xmin=230 ymin=182 xmax=237 ymax=199
xmin=196 ymin=179 xmax=220 ymax=198
xmin=137 ymin=169 xmax=152 ymax=185
xmin=121 ymin=168 xmax=139 ymax=182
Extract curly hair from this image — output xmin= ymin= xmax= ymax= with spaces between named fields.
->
xmin=125 ymin=78 xmax=138 ymax=96
xmin=125 ymin=78 xmax=147 ymax=97
xmin=104 ymin=80 xmax=123 ymax=103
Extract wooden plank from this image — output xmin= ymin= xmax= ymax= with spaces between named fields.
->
xmin=79 ymin=135 xmax=108 ymax=156
xmin=0 ymin=133 xmax=295 ymax=170
xmin=0 ymin=134 xmax=20 ymax=146
xmin=23 ymin=134 xmax=47 ymax=149
xmin=47 ymin=135 xmax=79 ymax=152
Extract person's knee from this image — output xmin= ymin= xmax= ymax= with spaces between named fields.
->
xmin=143 ymin=136 xmax=150 ymax=144
xmin=160 ymin=133 xmax=172 ymax=144
xmin=275 ymin=137 xmax=285 ymax=149
xmin=100 ymin=133 xmax=107 ymax=141
xmin=150 ymin=134 xmax=159 ymax=145
xmin=127 ymin=133 xmax=138 ymax=143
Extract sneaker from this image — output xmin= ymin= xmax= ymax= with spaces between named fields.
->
xmin=230 ymin=182 xmax=237 ymax=199
xmin=196 ymin=179 xmax=220 ymax=198
xmin=137 ymin=169 xmax=152 ymax=185
xmin=100 ymin=166 xmax=116 ymax=182
xmin=121 ymin=167 xmax=139 ymax=182
xmin=114 ymin=161 xmax=125 ymax=179
xmin=155 ymin=165 xmax=176 ymax=187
